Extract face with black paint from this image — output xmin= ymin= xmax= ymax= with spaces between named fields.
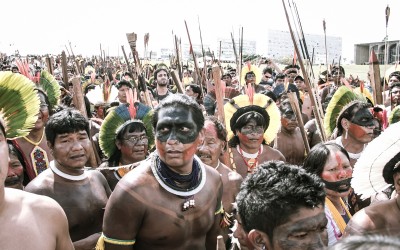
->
xmin=280 ymin=103 xmax=298 ymax=133
xmin=236 ymin=119 xmax=264 ymax=152
xmin=343 ymin=107 xmax=377 ymax=144
xmin=251 ymin=206 xmax=328 ymax=250
xmin=321 ymin=150 xmax=352 ymax=198
xmin=155 ymin=106 xmax=203 ymax=173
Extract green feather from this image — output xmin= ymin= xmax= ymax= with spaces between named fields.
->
xmin=324 ymin=86 xmax=366 ymax=137
xmin=0 ymin=72 xmax=40 ymax=139
xmin=99 ymin=108 xmax=127 ymax=158
xmin=389 ymin=106 xmax=400 ymax=125
xmin=39 ymin=70 xmax=61 ymax=107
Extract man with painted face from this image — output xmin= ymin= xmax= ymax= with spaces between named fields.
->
xmin=303 ymin=142 xmax=353 ymax=246
xmin=236 ymin=161 xmax=328 ymax=250
xmin=197 ymin=115 xmax=243 ymax=245
xmin=273 ymin=98 xmax=307 ymax=165
xmin=228 ymin=105 xmax=285 ymax=179
xmin=99 ymin=94 xmax=224 ymax=250
xmin=25 ymin=108 xmax=112 ymax=250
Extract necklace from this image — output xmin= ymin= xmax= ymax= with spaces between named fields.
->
xmin=150 ymin=154 xmax=206 ymax=211
xmin=335 ymin=136 xmax=363 ymax=160
xmin=50 ymin=161 xmax=87 ymax=181
xmin=236 ymin=145 xmax=262 ymax=158
xmin=237 ymin=145 xmax=263 ymax=173
xmin=215 ymin=160 xmax=221 ymax=170
xmin=23 ymin=130 xmax=45 ymax=146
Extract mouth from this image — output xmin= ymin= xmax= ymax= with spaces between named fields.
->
xmin=5 ymin=178 xmax=21 ymax=186
xmin=166 ymin=149 xmax=182 ymax=156
xmin=70 ymin=154 xmax=86 ymax=160
xmin=197 ymin=154 xmax=212 ymax=162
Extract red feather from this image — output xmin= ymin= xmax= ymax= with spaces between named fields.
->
xmin=126 ymin=88 xmax=136 ymax=119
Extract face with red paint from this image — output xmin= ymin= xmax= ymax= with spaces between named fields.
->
xmin=155 ymin=106 xmax=203 ymax=173
xmin=343 ymin=107 xmax=377 ymax=144
xmin=236 ymin=119 xmax=264 ymax=152
xmin=321 ymin=149 xmax=352 ymax=198
xmin=196 ymin=120 xmax=225 ymax=168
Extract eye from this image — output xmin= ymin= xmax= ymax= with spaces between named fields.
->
xmin=158 ymin=127 xmax=170 ymax=133
xmin=179 ymin=127 xmax=190 ymax=132
xmin=291 ymin=232 xmax=308 ymax=239
xmin=328 ymin=168 xmax=337 ymax=172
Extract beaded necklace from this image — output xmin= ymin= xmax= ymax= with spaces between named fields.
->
xmin=150 ymin=154 xmax=206 ymax=211
xmin=237 ymin=145 xmax=263 ymax=173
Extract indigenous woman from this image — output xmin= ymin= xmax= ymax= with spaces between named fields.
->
xmin=303 ymin=142 xmax=353 ymax=246
xmin=98 ymin=103 xmax=153 ymax=190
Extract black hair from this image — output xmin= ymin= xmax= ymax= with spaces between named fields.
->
xmin=262 ymin=67 xmax=273 ymax=75
xmin=205 ymin=115 xmax=227 ymax=151
xmin=336 ymin=101 xmax=371 ymax=136
xmin=327 ymin=234 xmax=400 ymax=250
xmin=152 ymin=94 xmax=204 ymax=133
xmin=108 ymin=121 xmax=146 ymax=166
xmin=35 ymin=88 xmax=54 ymax=115
xmin=236 ymin=161 xmax=325 ymax=241
xmin=45 ymin=108 xmax=90 ymax=146
xmin=115 ymin=80 xmax=132 ymax=90
xmin=7 ymin=140 xmax=26 ymax=170
xmin=275 ymin=73 xmax=285 ymax=80
xmin=303 ymin=142 xmax=349 ymax=177
xmin=260 ymin=90 xmax=277 ymax=102
xmin=382 ymin=151 xmax=400 ymax=185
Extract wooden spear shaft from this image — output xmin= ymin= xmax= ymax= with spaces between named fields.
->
xmin=282 ymin=0 xmax=327 ymax=142
xmin=288 ymin=92 xmax=310 ymax=154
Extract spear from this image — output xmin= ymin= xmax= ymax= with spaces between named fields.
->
xmin=121 ymin=45 xmax=143 ymax=103
xmin=323 ymin=19 xmax=329 ymax=75
xmin=184 ymin=20 xmax=205 ymax=98
xmin=198 ymin=16 xmax=207 ymax=81
xmin=282 ymin=0 xmax=327 ymax=142
xmin=369 ymin=50 xmax=383 ymax=105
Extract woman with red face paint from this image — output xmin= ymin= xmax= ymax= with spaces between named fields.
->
xmin=303 ymin=142 xmax=353 ymax=246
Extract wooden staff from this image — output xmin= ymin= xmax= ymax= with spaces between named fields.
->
xmin=184 ymin=20 xmax=205 ymax=99
xmin=71 ymin=77 xmax=100 ymax=168
xmin=197 ymin=16 xmax=207 ymax=82
xmin=61 ymin=51 xmax=69 ymax=84
xmin=323 ymin=19 xmax=329 ymax=75
xmin=174 ymin=35 xmax=183 ymax=81
xmin=68 ymin=41 xmax=81 ymax=75
xmin=216 ymin=235 xmax=226 ymax=250
xmin=45 ymin=56 xmax=53 ymax=75
xmin=212 ymin=64 xmax=230 ymax=167
xmin=282 ymin=0 xmax=327 ymax=142
xmin=126 ymin=32 xmax=153 ymax=108
xmin=369 ymin=50 xmax=383 ymax=105
xmin=288 ymin=92 xmax=310 ymax=154
xmin=121 ymin=45 xmax=145 ymax=104
xmin=170 ymin=70 xmax=184 ymax=94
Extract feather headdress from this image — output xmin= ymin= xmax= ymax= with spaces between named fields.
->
xmin=99 ymin=103 xmax=153 ymax=158
xmin=324 ymin=86 xmax=366 ymax=138
xmin=0 ymin=72 xmax=40 ymax=139
xmin=224 ymin=93 xmax=280 ymax=144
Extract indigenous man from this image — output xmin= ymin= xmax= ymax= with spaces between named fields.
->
xmin=25 ymin=109 xmax=111 ymax=250
xmin=115 ymin=80 xmax=132 ymax=104
xmin=5 ymin=141 xmax=25 ymax=190
xmin=225 ymin=94 xmax=285 ymax=179
xmin=236 ymin=161 xmax=328 ymax=250
xmin=273 ymin=98 xmax=306 ymax=165
xmin=99 ymin=94 xmax=223 ymax=250
xmin=197 ymin=115 xmax=243 ymax=243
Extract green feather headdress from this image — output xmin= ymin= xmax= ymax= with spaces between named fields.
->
xmin=39 ymin=70 xmax=61 ymax=108
xmin=0 ymin=72 xmax=40 ymax=139
xmin=99 ymin=103 xmax=154 ymax=158
xmin=389 ymin=106 xmax=400 ymax=125
xmin=324 ymin=86 xmax=367 ymax=138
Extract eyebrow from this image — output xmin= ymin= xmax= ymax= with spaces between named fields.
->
xmin=285 ymin=213 xmax=327 ymax=233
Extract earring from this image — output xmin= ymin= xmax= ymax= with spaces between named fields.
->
xmin=262 ymin=245 xmax=266 ymax=250
xmin=344 ymin=129 xmax=348 ymax=140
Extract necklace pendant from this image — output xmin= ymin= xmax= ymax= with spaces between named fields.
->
xmin=182 ymin=196 xmax=195 ymax=211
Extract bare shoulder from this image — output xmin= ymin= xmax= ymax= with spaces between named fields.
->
xmin=344 ymin=207 xmax=377 ymax=236
xmin=6 ymin=188 xmax=64 ymax=216
xmin=24 ymin=169 xmax=54 ymax=193
xmin=263 ymin=144 xmax=286 ymax=161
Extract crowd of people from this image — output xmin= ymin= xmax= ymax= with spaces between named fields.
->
xmin=0 ymin=52 xmax=400 ymax=250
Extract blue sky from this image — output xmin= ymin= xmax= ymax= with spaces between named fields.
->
xmin=2 ymin=0 xmax=399 ymax=61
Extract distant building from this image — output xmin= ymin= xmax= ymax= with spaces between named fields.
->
xmin=266 ymin=30 xmax=342 ymax=64
xmin=354 ymin=40 xmax=400 ymax=65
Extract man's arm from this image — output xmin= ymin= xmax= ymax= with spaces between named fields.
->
xmin=73 ymin=233 xmax=101 ymax=250
xmin=343 ymin=209 xmax=375 ymax=237
xmin=47 ymin=198 xmax=74 ymax=250
xmin=206 ymin=175 xmax=224 ymax=250
xmin=102 ymin=179 xmax=146 ymax=250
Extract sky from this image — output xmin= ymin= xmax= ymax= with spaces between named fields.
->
xmin=1 ymin=0 xmax=399 ymax=62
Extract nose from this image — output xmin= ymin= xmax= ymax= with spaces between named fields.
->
xmin=7 ymin=166 xmax=17 ymax=177
xmin=166 ymin=130 xmax=178 ymax=144
xmin=71 ymin=140 xmax=84 ymax=151
xmin=337 ymin=168 xmax=348 ymax=179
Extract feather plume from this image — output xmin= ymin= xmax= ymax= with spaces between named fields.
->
xmin=324 ymin=86 xmax=366 ymax=137
xmin=0 ymin=72 xmax=40 ymax=139
xmin=126 ymin=88 xmax=136 ymax=119
xmin=39 ymin=70 xmax=61 ymax=107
